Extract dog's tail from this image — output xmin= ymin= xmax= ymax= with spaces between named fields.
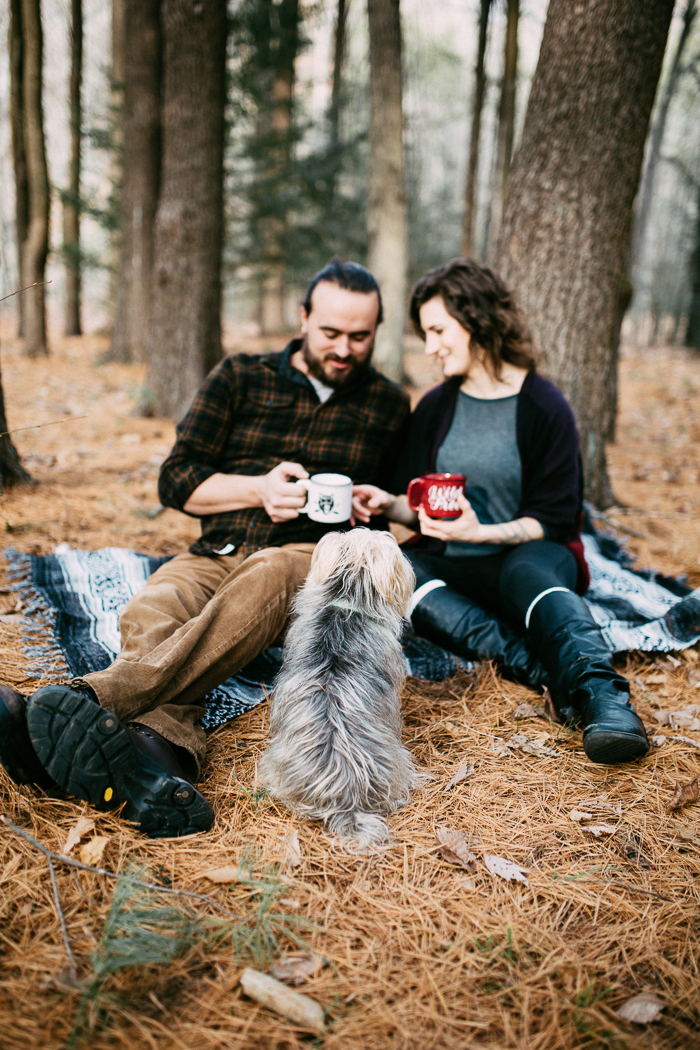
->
xmin=327 ymin=810 xmax=391 ymax=851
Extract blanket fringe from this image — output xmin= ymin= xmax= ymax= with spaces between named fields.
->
xmin=3 ymin=549 xmax=70 ymax=683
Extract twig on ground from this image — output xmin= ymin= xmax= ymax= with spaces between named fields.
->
xmin=1 ymin=816 xmax=238 ymax=918
xmin=47 ymin=856 xmax=77 ymax=982
xmin=670 ymin=735 xmax=700 ymax=751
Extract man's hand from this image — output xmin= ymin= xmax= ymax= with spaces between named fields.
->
xmin=352 ymin=483 xmax=395 ymax=523
xmin=258 ymin=462 xmax=309 ymax=523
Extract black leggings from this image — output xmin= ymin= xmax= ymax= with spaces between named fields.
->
xmin=406 ymin=540 xmax=578 ymax=627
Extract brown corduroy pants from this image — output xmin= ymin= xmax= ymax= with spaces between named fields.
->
xmin=71 ymin=544 xmax=316 ymax=774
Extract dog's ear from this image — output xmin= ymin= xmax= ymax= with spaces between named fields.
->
xmin=308 ymin=531 xmax=346 ymax=585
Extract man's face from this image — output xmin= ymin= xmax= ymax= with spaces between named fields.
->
xmin=299 ymin=281 xmax=380 ymax=388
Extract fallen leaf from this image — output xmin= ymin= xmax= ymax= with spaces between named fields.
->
xmin=508 ymin=733 xmax=558 ymax=758
xmin=666 ymin=776 xmax=699 ymax=812
xmin=441 ymin=720 xmax=463 ymax=739
xmin=569 ymin=809 xmax=594 ymax=822
xmin=239 ymin=968 xmax=325 ymax=1031
xmin=79 ymin=836 xmax=110 ymax=866
xmin=483 ymin=854 xmax=529 ymax=886
xmin=616 ymin=778 xmax=637 ymax=792
xmin=646 ymin=673 xmax=667 ymax=685
xmin=512 ymin=703 xmax=543 ymax=720
xmin=62 ymin=816 xmax=95 ymax=854
xmin=615 ymin=991 xmax=665 ymax=1024
xmin=201 ymin=863 xmax=253 ymax=883
xmin=676 ymin=827 xmax=699 ymax=844
xmin=278 ymin=829 xmax=302 ymax=868
xmin=580 ymin=800 xmax=621 ymax=815
xmin=271 ymin=952 xmax=327 ymax=985
xmin=436 ymin=828 xmax=477 ymax=872
xmin=583 ymin=823 xmax=618 ymax=837
xmin=0 ymin=613 xmax=23 ymax=624
xmin=489 ymin=738 xmax=510 ymax=758
xmin=651 ymin=735 xmax=666 ymax=747
xmin=279 ymin=897 xmax=300 ymax=908
xmin=670 ymin=735 xmax=700 ymax=750
xmin=541 ymin=687 xmax=562 ymax=723
xmin=443 ymin=760 xmax=475 ymax=791
xmin=669 ymin=710 xmax=700 ymax=731
xmin=653 ymin=710 xmax=671 ymax=726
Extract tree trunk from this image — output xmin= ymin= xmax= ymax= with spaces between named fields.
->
xmin=461 ymin=0 xmax=491 ymax=258
xmin=107 ymin=0 xmax=127 ymax=319
xmin=367 ymin=0 xmax=407 ymax=383
xmin=9 ymin=0 xmax=29 ymax=338
xmin=63 ymin=0 xmax=82 ymax=337
xmin=495 ymin=0 xmax=674 ymax=508
xmin=330 ymin=0 xmax=348 ymax=148
xmin=629 ymin=0 xmax=697 ymax=281
xmin=20 ymin=0 xmax=49 ymax=358
xmin=0 ymin=352 xmax=31 ymax=492
xmin=491 ymin=0 xmax=519 ymax=244
xmin=686 ymin=182 xmax=700 ymax=349
xmin=147 ymin=0 xmax=227 ymax=419
xmin=109 ymin=0 xmax=161 ymax=363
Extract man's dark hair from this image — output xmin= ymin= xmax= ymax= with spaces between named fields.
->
xmin=409 ymin=257 xmax=536 ymax=377
xmin=302 ymin=258 xmax=383 ymax=324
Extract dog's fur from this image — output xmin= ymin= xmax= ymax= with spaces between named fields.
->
xmin=258 ymin=529 xmax=423 ymax=848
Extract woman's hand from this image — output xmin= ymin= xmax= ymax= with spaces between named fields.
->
xmin=352 ymin=484 xmax=395 ymax=524
xmin=418 ymin=491 xmax=484 ymax=541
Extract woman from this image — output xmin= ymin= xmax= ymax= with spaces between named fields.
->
xmin=353 ymin=258 xmax=649 ymax=765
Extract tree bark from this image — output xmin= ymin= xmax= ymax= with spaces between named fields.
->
xmin=330 ymin=0 xmax=348 ymax=147
xmin=495 ymin=0 xmax=674 ymax=508
xmin=493 ymin=0 xmax=519 ymax=229
xmin=686 ymin=182 xmax=700 ymax=349
xmin=461 ymin=0 xmax=491 ymax=258
xmin=9 ymin=0 xmax=29 ymax=338
xmin=107 ymin=0 xmax=127 ymax=318
xmin=629 ymin=0 xmax=697 ymax=281
xmin=147 ymin=0 xmax=227 ymax=419
xmin=20 ymin=0 xmax=49 ymax=357
xmin=109 ymin=0 xmax=161 ymax=363
xmin=63 ymin=0 xmax=82 ymax=337
xmin=367 ymin=0 xmax=407 ymax=383
xmin=0 ymin=352 xmax=31 ymax=492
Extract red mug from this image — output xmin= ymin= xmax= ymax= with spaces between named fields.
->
xmin=407 ymin=473 xmax=466 ymax=519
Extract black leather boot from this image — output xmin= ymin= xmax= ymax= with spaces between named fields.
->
xmin=0 ymin=685 xmax=55 ymax=789
xmin=26 ymin=685 xmax=213 ymax=837
xmin=527 ymin=589 xmax=650 ymax=764
xmin=409 ymin=574 xmax=550 ymax=692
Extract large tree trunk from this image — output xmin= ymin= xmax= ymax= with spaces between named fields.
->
xmin=495 ymin=0 xmax=674 ymax=508
xmin=107 ymin=0 xmax=127 ymax=320
xmin=0 ymin=351 xmax=31 ymax=492
xmin=63 ymin=0 xmax=82 ymax=337
xmin=9 ymin=0 xmax=29 ymax=338
xmin=146 ymin=0 xmax=227 ymax=419
xmin=20 ymin=0 xmax=49 ymax=358
xmin=686 ymin=182 xmax=700 ymax=349
xmin=461 ymin=0 xmax=491 ymax=258
xmin=109 ymin=0 xmax=161 ymax=363
xmin=367 ymin=0 xmax=407 ymax=384
xmin=490 ymin=0 xmax=519 ymax=245
xmin=629 ymin=0 xmax=697 ymax=281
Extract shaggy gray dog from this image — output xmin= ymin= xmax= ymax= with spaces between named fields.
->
xmin=259 ymin=529 xmax=423 ymax=848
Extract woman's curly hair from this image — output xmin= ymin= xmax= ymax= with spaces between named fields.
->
xmin=409 ymin=258 xmax=537 ymax=377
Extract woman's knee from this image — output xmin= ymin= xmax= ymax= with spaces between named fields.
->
xmin=499 ymin=541 xmax=577 ymax=615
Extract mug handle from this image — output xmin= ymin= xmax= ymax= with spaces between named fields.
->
xmin=407 ymin=477 xmax=424 ymax=512
xmin=296 ymin=478 xmax=311 ymax=514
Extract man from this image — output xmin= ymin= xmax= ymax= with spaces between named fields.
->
xmin=0 ymin=260 xmax=410 ymax=837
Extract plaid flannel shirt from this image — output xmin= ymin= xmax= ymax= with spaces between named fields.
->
xmin=158 ymin=340 xmax=411 ymax=555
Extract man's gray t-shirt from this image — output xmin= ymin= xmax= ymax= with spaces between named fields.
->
xmin=435 ymin=390 xmax=521 ymax=557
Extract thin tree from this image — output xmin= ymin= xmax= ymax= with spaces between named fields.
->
xmin=107 ymin=0 xmax=126 ymax=311
xmin=330 ymin=0 xmax=348 ymax=149
xmin=9 ymin=0 xmax=29 ymax=338
xmin=461 ymin=0 xmax=492 ymax=258
xmin=20 ymin=0 xmax=50 ymax=357
xmin=630 ymin=0 xmax=697 ymax=281
xmin=0 ymin=289 xmax=31 ymax=491
xmin=367 ymin=0 xmax=407 ymax=383
xmin=63 ymin=0 xmax=82 ymax=337
xmin=491 ymin=0 xmax=519 ymax=242
xmin=110 ymin=0 xmax=161 ymax=363
xmin=146 ymin=0 xmax=227 ymax=419
xmin=687 ymin=180 xmax=700 ymax=348
xmin=496 ymin=0 xmax=675 ymax=508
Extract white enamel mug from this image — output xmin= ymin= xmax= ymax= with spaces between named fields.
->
xmin=298 ymin=473 xmax=353 ymax=524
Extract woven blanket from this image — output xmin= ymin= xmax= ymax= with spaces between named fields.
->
xmin=4 ymin=528 xmax=700 ymax=731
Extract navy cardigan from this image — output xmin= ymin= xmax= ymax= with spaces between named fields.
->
xmin=392 ymin=372 xmax=590 ymax=593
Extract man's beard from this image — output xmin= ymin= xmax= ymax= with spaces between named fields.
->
xmin=301 ymin=337 xmax=373 ymax=389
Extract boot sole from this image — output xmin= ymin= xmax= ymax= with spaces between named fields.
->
xmin=583 ymin=725 xmax=650 ymax=765
xmin=0 ymin=685 xmax=54 ymax=789
xmin=27 ymin=686 xmax=213 ymax=838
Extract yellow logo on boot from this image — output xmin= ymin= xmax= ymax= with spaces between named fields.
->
xmin=104 ymin=787 xmax=113 ymax=802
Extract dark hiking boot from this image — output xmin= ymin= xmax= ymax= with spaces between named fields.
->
xmin=0 ymin=684 xmax=55 ymax=789
xmin=26 ymin=685 xmax=213 ymax=837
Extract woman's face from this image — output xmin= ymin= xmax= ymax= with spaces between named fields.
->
xmin=419 ymin=296 xmax=472 ymax=378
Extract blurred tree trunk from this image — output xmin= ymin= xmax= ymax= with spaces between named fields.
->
xmin=259 ymin=0 xmax=300 ymax=335
xmin=20 ymin=0 xmax=49 ymax=358
xmin=630 ymin=0 xmax=697 ymax=281
xmin=496 ymin=0 xmax=674 ymax=509
xmin=109 ymin=0 xmax=161 ymax=363
xmin=367 ymin=0 xmax=407 ymax=383
xmin=489 ymin=0 xmax=519 ymax=249
xmin=107 ymin=0 xmax=126 ymax=318
xmin=9 ymin=0 xmax=29 ymax=338
xmin=0 ymin=346 xmax=31 ymax=491
xmin=63 ymin=0 xmax=82 ymax=337
xmin=687 ymin=183 xmax=700 ymax=349
xmin=461 ymin=0 xmax=491 ymax=258
xmin=330 ymin=0 xmax=348 ymax=148
xmin=147 ymin=0 xmax=227 ymax=419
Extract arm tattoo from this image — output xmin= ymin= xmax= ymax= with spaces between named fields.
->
xmin=494 ymin=519 xmax=532 ymax=545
